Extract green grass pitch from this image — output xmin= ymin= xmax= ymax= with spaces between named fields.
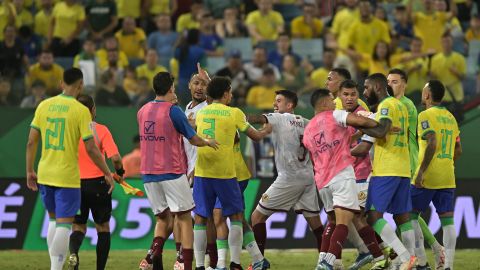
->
xmin=1 ymin=249 xmax=479 ymax=269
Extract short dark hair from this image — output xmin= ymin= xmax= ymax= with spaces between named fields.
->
xmin=331 ymin=68 xmax=351 ymax=80
xmin=388 ymin=68 xmax=408 ymax=83
xmin=366 ymin=73 xmax=388 ymax=92
xmin=207 ymin=76 xmax=231 ymax=100
xmin=152 ymin=72 xmax=175 ymax=96
xmin=339 ymin=79 xmax=358 ymax=91
xmin=63 ymin=68 xmax=83 ymax=85
xmin=77 ymin=94 xmax=95 ymax=112
xmin=310 ymin=88 xmax=331 ymax=107
xmin=275 ymin=90 xmax=298 ymax=108
xmin=427 ymin=80 xmax=445 ymax=102
xmin=41 ymin=49 xmax=53 ymax=55
xmin=442 ymin=30 xmax=452 ymax=39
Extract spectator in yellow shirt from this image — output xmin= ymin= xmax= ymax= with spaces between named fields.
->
xmin=291 ymin=2 xmax=323 ymax=39
xmin=395 ymin=37 xmax=429 ymax=96
xmin=346 ymin=0 xmax=391 ymax=72
xmin=245 ymin=0 xmax=284 ymax=43
xmin=368 ymin=40 xmax=391 ymax=76
xmin=14 ymin=0 xmax=33 ymax=27
xmin=408 ymin=0 xmax=457 ymax=53
xmin=116 ymin=0 xmax=142 ymax=20
xmin=429 ymin=33 xmax=466 ymax=102
xmin=176 ymin=0 xmax=203 ymax=33
xmin=135 ymin=49 xmax=167 ymax=89
xmin=96 ymin=35 xmax=129 ymax=71
xmin=115 ymin=17 xmax=146 ymax=60
xmin=0 ymin=1 xmax=17 ymax=41
xmin=465 ymin=15 xmax=480 ymax=42
xmin=48 ymin=0 xmax=85 ymax=57
xmin=33 ymin=0 xmax=53 ymax=41
xmin=330 ymin=0 xmax=359 ymax=50
xmin=26 ymin=49 xmax=64 ymax=96
xmin=246 ymin=67 xmax=281 ymax=110
xmin=308 ymin=48 xmax=336 ymax=90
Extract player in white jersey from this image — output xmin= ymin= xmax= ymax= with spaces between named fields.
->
xmin=248 ymin=90 xmax=324 ymax=256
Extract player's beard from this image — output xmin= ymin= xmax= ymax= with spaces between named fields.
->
xmin=366 ymin=93 xmax=379 ymax=107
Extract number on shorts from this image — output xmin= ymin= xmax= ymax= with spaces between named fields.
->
xmin=437 ymin=129 xmax=453 ymax=159
xmin=202 ymin=118 xmax=216 ymax=139
xmin=45 ymin=117 xmax=66 ymax=151
xmin=298 ymin=135 xmax=308 ymax=162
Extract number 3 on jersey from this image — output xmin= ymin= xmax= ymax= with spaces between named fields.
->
xmin=203 ymin=118 xmax=216 ymax=139
xmin=45 ymin=117 xmax=66 ymax=151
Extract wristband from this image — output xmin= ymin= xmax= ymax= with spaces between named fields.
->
xmin=116 ymin=168 xmax=125 ymax=177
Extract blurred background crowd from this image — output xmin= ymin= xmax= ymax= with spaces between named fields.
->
xmin=0 ymin=0 xmax=479 ymax=111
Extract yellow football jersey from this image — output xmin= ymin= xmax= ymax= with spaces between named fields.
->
xmin=372 ymin=97 xmax=411 ymax=177
xmin=30 ymin=94 xmax=93 ymax=188
xmin=413 ymin=106 xmax=460 ymax=188
xmin=234 ymin=141 xmax=251 ymax=182
xmin=195 ymin=103 xmax=250 ymax=179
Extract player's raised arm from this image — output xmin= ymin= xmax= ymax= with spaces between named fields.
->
xmin=244 ymin=124 xmax=273 ymax=142
xmin=26 ymin=127 xmax=40 ymax=191
xmin=246 ymin=114 xmax=268 ymax=125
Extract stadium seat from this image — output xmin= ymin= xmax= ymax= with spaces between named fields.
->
xmin=206 ymin=56 xmax=226 ymax=74
xmin=291 ymin=39 xmax=323 ymax=61
xmin=55 ymin=57 xmax=74 ymax=69
xmin=257 ymin=40 xmax=277 ymax=53
xmin=224 ymin=38 xmax=253 ymax=60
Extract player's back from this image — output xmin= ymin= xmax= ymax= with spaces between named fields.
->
xmin=265 ymin=112 xmax=313 ymax=182
xmin=195 ymin=103 xmax=250 ymax=179
xmin=31 ymin=94 xmax=93 ymax=188
xmin=399 ymin=95 xmax=419 ymax=174
xmin=373 ymin=97 xmax=410 ymax=177
xmin=415 ymin=106 xmax=459 ymax=188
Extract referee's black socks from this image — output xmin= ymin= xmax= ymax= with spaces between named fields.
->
xmin=97 ymin=232 xmax=111 ymax=270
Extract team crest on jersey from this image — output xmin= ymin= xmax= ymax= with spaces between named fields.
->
xmin=358 ymin=191 xmax=367 ymax=201
xmin=261 ymin=193 xmax=269 ymax=202
xmin=421 ymin=120 xmax=430 ymax=130
xmin=380 ymin=108 xmax=389 ymax=116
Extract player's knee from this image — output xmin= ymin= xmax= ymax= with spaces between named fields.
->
xmin=251 ymin=209 xmax=267 ymax=225
xmin=72 ymin=223 xmax=87 ymax=234
xmin=194 ymin=214 xmax=207 ymax=225
xmin=229 ymin=212 xmax=243 ymax=222
xmin=95 ymin=222 xmax=110 ymax=233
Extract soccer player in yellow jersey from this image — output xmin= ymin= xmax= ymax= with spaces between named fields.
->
xmin=326 ymin=68 xmax=370 ymax=112
xmin=25 ymin=68 xmax=114 ymax=270
xmin=193 ymin=76 xmax=271 ymax=270
xmin=361 ymin=73 xmax=416 ymax=270
xmin=212 ymin=135 xmax=270 ymax=270
xmin=410 ymin=80 xmax=461 ymax=270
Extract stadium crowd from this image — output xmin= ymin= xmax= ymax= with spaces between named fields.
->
xmin=1 ymin=0 xmax=480 ymax=109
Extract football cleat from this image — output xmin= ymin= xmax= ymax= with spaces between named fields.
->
xmin=139 ymin=258 xmax=153 ymax=270
xmin=348 ymin=253 xmax=374 ymax=270
xmin=67 ymin=253 xmax=78 ymax=270
xmin=399 ymin=256 xmax=417 ymax=270
xmin=252 ymin=258 xmax=270 ymax=270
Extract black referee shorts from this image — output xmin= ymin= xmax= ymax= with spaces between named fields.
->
xmin=74 ymin=176 xmax=112 ymax=225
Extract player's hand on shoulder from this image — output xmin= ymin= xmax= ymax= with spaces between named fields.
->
xmin=26 ymin=171 xmax=38 ymax=191
xmin=104 ymin=173 xmax=115 ymax=194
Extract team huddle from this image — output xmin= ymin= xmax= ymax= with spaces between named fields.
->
xmin=26 ymin=64 xmax=461 ymax=270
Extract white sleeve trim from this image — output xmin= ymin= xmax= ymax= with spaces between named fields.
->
xmin=333 ymin=110 xmax=348 ymax=127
